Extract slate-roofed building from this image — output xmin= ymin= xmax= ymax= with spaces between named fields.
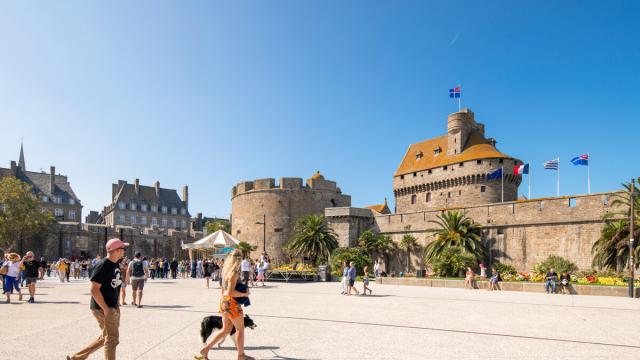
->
xmin=102 ymin=179 xmax=191 ymax=231
xmin=0 ymin=144 xmax=82 ymax=222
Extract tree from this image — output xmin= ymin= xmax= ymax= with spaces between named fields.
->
xmin=423 ymin=211 xmax=487 ymax=266
xmin=375 ymin=234 xmax=396 ymax=272
xmin=431 ymin=247 xmax=476 ymax=277
xmin=236 ymin=240 xmax=255 ymax=258
xmin=0 ymin=177 xmax=53 ymax=252
xmin=357 ymin=230 xmax=378 ymax=260
xmin=330 ymin=247 xmax=371 ymax=276
xmin=358 ymin=230 xmax=396 ymax=272
xmin=592 ymin=180 xmax=640 ymax=271
xmin=206 ymin=220 xmax=230 ymax=234
xmin=399 ymin=234 xmax=419 ymax=272
xmin=286 ymin=214 xmax=338 ymax=265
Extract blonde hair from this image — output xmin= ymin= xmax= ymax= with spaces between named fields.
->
xmin=222 ymin=249 xmax=242 ymax=288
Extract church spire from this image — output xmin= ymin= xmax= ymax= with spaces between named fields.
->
xmin=18 ymin=140 xmax=26 ymax=171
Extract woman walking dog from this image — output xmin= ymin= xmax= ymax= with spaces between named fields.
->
xmin=197 ymin=249 xmax=254 ymax=360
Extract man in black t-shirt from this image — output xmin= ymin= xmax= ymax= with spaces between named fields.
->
xmin=67 ymin=238 xmax=128 ymax=360
xmin=38 ymin=256 xmax=47 ymax=279
xmin=23 ymin=251 xmax=40 ymax=303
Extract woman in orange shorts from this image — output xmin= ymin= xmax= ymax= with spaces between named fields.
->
xmin=198 ymin=249 xmax=254 ymax=360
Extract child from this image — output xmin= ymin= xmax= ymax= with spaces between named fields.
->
xmin=362 ymin=266 xmax=372 ymax=295
xmin=256 ymin=261 xmax=266 ymax=286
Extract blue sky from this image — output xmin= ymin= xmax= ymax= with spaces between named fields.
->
xmin=1 ymin=1 xmax=639 ymax=219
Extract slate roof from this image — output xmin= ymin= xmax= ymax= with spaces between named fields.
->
xmin=0 ymin=167 xmax=81 ymax=203
xmin=109 ymin=182 xmax=189 ymax=216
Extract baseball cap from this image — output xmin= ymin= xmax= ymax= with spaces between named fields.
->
xmin=106 ymin=238 xmax=130 ymax=252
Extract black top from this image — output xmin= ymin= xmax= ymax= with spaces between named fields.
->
xmin=23 ymin=260 xmax=40 ymax=277
xmin=39 ymin=260 xmax=47 ymax=268
xmin=560 ymin=273 xmax=570 ymax=281
xmin=546 ymin=271 xmax=558 ymax=281
xmin=89 ymin=258 xmax=122 ymax=310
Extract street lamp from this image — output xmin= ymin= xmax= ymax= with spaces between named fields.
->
xmin=629 ymin=178 xmax=637 ymax=298
xmin=255 ymin=214 xmax=266 ymax=254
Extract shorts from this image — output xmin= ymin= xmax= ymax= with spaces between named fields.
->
xmin=348 ymin=278 xmax=355 ymax=287
xmin=131 ymin=279 xmax=146 ymax=291
xmin=3 ymin=276 xmax=20 ymax=293
xmin=363 ymin=278 xmax=369 ymax=285
xmin=25 ymin=277 xmax=38 ymax=285
xmin=220 ymin=295 xmax=243 ymax=319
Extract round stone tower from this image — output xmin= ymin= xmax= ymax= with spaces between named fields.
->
xmin=393 ymin=109 xmax=522 ymax=213
xmin=231 ymin=172 xmax=351 ymax=262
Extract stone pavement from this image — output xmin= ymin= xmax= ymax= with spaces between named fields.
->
xmin=3 ymin=277 xmax=640 ymax=359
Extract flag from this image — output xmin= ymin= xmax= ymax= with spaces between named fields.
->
xmin=544 ymin=158 xmax=559 ymax=170
xmin=449 ymin=86 xmax=461 ymax=98
xmin=571 ymin=154 xmax=589 ymax=166
xmin=487 ymin=167 xmax=502 ymax=180
xmin=514 ymin=163 xmax=529 ymax=175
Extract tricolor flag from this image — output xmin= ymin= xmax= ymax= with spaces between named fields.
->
xmin=571 ymin=154 xmax=589 ymax=166
xmin=544 ymin=158 xmax=559 ymax=170
xmin=514 ymin=163 xmax=529 ymax=175
xmin=449 ymin=86 xmax=461 ymax=98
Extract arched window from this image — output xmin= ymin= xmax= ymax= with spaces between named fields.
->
xmin=411 ymin=195 xmax=417 ymax=204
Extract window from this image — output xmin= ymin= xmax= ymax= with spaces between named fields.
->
xmin=443 ymin=166 xmax=448 ymax=170
xmin=171 ymin=207 xmax=177 ymax=215
xmin=130 ymin=202 xmax=137 ymax=211
xmin=274 ymin=228 xmax=283 ymax=233
xmin=497 ymin=228 xmax=504 ymax=235
xmin=69 ymin=199 xmax=75 ymax=205
xmin=171 ymin=218 xmax=177 ymax=228
xmin=569 ymin=198 xmax=577 ymax=207
xmin=53 ymin=196 xmax=62 ymax=204
xmin=459 ymin=190 xmax=462 ymax=196
xmin=130 ymin=215 xmax=136 ymax=224
xmin=434 ymin=147 xmax=441 ymax=155
xmin=426 ymin=193 xmax=431 ymax=202
xmin=141 ymin=216 xmax=147 ymax=225
xmin=480 ymin=186 xmax=486 ymax=193
xmin=54 ymin=208 xmax=63 ymax=217
xmin=415 ymin=151 xmax=423 ymax=160
xmin=428 ymin=169 xmax=432 ymax=174
xmin=118 ymin=214 xmax=125 ymax=224
xmin=180 ymin=208 xmax=186 ymax=215
xmin=448 ymin=192 xmax=451 ymax=198
xmin=477 ymin=160 xmax=482 ymax=165
xmin=459 ymin=162 xmax=464 ymax=167
xmin=69 ymin=210 xmax=76 ymax=220
xmin=161 ymin=218 xmax=167 ymax=227
xmin=118 ymin=202 xmax=126 ymax=210
xmin=181 ymin=220 xmax=186 ymax=228
xmin=141 ymin=204 xmax=148 ymax=212
xmin=161 ymin=206 xmax=168 ymax=214
xmin=499 ymin=159 xmax=504 ymax=164
xmin=413 ymin=172 xmax=417 ymax=177
xmin=42 ymin=196 xmax=49 ymax=202
xmin=411 ymin=195 xmax=417 ymax=204
xmin=400 ymin=175 xmax=404 ymax=180
xmin=602 ymin=195 xmax=609 ymax=206
xmin=151 ymin=205 xmax=158 ymax=213
xmin=151 ymin=217 xmax=158 ymax=226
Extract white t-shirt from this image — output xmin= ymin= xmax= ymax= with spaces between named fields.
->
xmin=127 ymin=259 xmax=149 ymax=280
xmin=3 ymin=261 xmax=21 ymax=277
xmin=241 ymin=259 xmax=250 ymax=272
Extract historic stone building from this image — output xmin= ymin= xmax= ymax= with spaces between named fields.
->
xmin=102 ymin=179 xmax=191 ymax=231
xmin=0 ymin=144 xmax=83 ymax=222
xmin=231 ymin=172 xmax=351 ymax=262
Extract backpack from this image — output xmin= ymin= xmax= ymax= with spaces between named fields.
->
xmin=132 ymin=260 xmax=145 ymax=277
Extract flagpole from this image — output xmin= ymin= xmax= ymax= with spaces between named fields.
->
xmin=557 ymin=157 xmax=560 ymax=197
xmin=501 ymin=166 xmax=504 ymax=202
xmin=458 ymin=84 xmax=461 ymax=112
xmin=587 ymin=152 xmax=591 ymax=194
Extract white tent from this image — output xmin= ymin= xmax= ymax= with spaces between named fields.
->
xmin=181 ymin=230 xmax=240 ymax=251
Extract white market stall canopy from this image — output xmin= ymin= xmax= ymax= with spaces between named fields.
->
xmin=182 ymin=230 xmax=240 ymax=251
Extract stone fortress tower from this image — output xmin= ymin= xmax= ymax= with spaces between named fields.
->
xmin=393 ymin=109 xmax=523 ymax=212
xmin=231 ymin=172 xmax=351 ymax=262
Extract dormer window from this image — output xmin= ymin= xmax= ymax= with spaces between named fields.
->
xmin=151 ymin=205 xmax=158 ymax=213
xmin=180 ymin=208 xmax=186 ymax=215
xmin=118 ymin=202 xmax=126 ymax=210
xmin=434 ymin=147 xmax=442 ymax=155
xmin=171 ymin=207 xmax=177 ymax=215
xmin=130 ymin=202 xmax=137 ymax=211
xmin=69 ymin=199 xmax=75 ymax=205
xmin=42 ymin=196 xmax=49 ymax=203
xmin=141 ymin=204 xmax=148 ymax=212
xmin=415 ymin=151 xmax=423 ymax=160
xmin=161 ymin=206 xmax=168 ymax=214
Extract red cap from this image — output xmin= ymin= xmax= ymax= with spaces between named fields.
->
xmin=106 ymin=238 xmax=130 ymax=252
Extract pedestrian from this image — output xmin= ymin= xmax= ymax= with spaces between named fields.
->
xmin=256 ymin=260 xmax=266 ymax=287
xmin=373 ymin=260 xmax=380 ymax=278
xmin=170 ymin=258 xmax=178 ymax=279
xmin=464 ymin=267 xmax=476 ymax=290
xmin=2 ymin=253 xmax=25 ymax=303
xmin=119 ymin=257 xmax=129 ymax=306
xmin=191 ymin=259 xmax=197 ymax=278
xmin=479 ymin=263 xmax=487 ymax=279
xmin=545 ymin=267 xmax=558 ymax=294
xmin=197 ymin=249 xmax=254 ymax=360
xmin=240 ymin=257 xmax=251 ymax=285
xmin=57 ymin=258 xmax=68 ymax=283
xmin=150 ymin=259 xmax=157 ymax=280
xmin=22 ymin=251 xmax=40 ymax=303
xmin=340 ymin=261 xmax=348 ymax=295
xmin=163 ymin=258 xmax=170 ymax=279
xmin=67 ymin=238 xmax=128 ymax=360
xmin=362 ymin=265 xmax=372 ymax=295
xmin=249 ymin=259 xmax=256 ymax=287
xmin=488 ymin=267 xmax=501 ymax=291
xmin=127 ymin=252 xmax=149 ymax=308
xmin=347 ymin=261 xmax=359 ymax=296
xmin=203 ymin=258 xmax=212 ymax=288
xmin=38 ymin=256 xmax=47 ymax=280
xmin=81 ymin=259 xmax=89 ymax=279
xmin=65 ymin=258 xmax=71 ymax=282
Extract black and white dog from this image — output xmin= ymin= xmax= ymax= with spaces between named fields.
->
xmin=200 ymin=315 xmax=257 ymax=346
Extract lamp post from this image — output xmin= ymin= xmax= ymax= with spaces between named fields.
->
xmin=255 ymin=214 xmax=266 ymax=254
xmin=629 ymin=178 xmax=637 ymax=298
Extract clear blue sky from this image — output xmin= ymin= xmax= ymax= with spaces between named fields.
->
xmin=1 ymin=1 xmax=639 ymax=219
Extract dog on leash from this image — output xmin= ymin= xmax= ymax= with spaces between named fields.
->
xmin=200 ymin=315 xmax=257 ymax=346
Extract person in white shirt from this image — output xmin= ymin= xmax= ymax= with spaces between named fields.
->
xmin=373 ymin=260 xmax=381 ymax=278
xmin=127 ymin=252 xmax=150 ymax=308
xmin=2 ymin=253 xmax=26 ymax=303
xmin=240 ymin=258 xmax=251 ymax=285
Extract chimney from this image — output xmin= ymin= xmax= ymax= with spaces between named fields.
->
xmin=183 ymin=185 xmax=189 ymax=210
xmin=134 ymin=178 xmax=140 ymax=195
xmin=155 ymin=181 xmax=160 ymax=197
xmin=49 ymin=166 xmax=55 ymax=194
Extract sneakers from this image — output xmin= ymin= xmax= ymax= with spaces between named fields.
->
xmin=28 ymin=298 xmax=34 ymax=303
xmin=137 ymin=304 xmax=143 ymax=308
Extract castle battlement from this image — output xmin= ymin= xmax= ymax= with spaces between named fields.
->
xmin=232 ymin=171 xmax=343 ymax=198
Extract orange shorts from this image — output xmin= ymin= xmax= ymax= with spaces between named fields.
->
xmin=220 ymin=295 xmax=243 ymax=319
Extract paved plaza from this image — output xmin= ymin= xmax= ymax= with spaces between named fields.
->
xmin=3 ymin=277 xmax=640 ymax=359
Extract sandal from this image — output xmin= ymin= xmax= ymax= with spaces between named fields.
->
xmin=239 ymin=355 xmax=255 ymax=360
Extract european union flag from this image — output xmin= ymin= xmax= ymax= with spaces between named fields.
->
xmin=487 ymin=167 xmax=502 ymax=180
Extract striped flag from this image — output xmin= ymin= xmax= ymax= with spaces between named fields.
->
xmin=544 ymin=158 xmax=559 ymax=170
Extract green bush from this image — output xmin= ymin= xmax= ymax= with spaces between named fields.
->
xmin=492 ymin=262 xmax=517 ymax=275
xmin=430 ymin=247 xmax=476 ymax=277
xmin=533 ymin=255 xmax=578 ymax=275
xmin=330 ymin=247 xmax=372 ymax=276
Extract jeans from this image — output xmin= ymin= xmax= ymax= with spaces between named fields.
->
xmin=545 ymin=280 xmax=557 ymax=293
xmin=70 ymin=308 xmax=120 ymax=360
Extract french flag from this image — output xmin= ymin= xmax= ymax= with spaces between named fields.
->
xmin=514 ymin=163 xmax=529 ymax=175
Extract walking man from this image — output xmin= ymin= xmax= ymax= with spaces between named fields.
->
xmin=67 ymin=238 xmax=128 ymax=360
xmin=127 ymin=252 xmax=149 ymax=308
xmin=23 ymin=251 xmax=40 ymax=303
xmin=347 ymin=261 xmax=359 ymax=295
xmin=38 ymin=256 xmax=47 ymax=280
xmin=240 ymin=257 xmax=251 ymax=285
xmin=170 ymin=258 xmax=178 ymax=279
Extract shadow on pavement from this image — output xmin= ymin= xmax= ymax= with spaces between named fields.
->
xmin=140 ymin=304 xmax=192 ymax=309
xmin=32 ymin=301 xmax=81 ymax=304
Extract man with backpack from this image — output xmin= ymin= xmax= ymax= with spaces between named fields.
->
xmin=126 ymin=252 xmax=149 ymax=308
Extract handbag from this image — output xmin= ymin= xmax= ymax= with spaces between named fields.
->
xmin=0 ymin=265 xmax=8 ymax=276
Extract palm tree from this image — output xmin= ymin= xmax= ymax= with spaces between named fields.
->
xmin=399 ymin=234 xmax=419 ymax=272
xmin=592 ymin=180 xmax=640 ymax=270
xmin=236 ymin=241 xmax=254 ymax=258
xmin=206 ymin=220 xmax=231 ymax=234
xmin=358 ymin=230 xmax=378 ymax=260
xmin=286 ymin=214 xmax=338 ymax=265
xmin=423 ymin=211 xmax=487 ymax=265
xmin=375 ymin=234 xmax=396 ymax=273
